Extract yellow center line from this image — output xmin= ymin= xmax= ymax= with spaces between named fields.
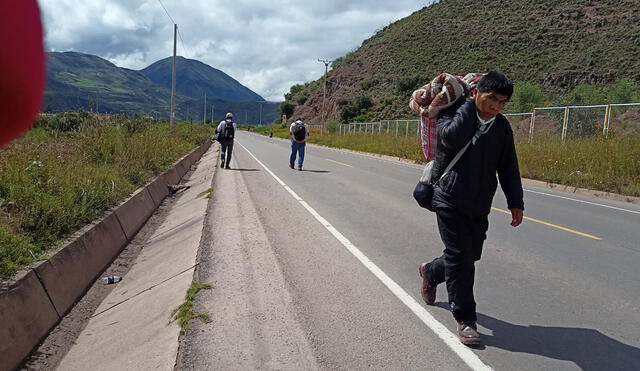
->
xmin=326 ymin=158 xmax=353 ymax=168
xmin=491 ymin=207 xmax=603 ymax=241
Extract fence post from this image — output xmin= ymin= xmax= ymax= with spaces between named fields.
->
xmin=603 ymin=104 xmax=611 ymax=137
xmin=561 ymin=106 xmax=569 ymax=143
xmin=386 ymin=121 xmax=390 ymax=134
xmin=405 ymin=121 xmax=409 ymax=136
xmin=395 ymin=121 xmax=399 ymax=136
xmin=529 ymin=109 xmax=536 ymax=143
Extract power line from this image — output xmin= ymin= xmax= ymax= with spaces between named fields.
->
xmin=156 ymin=0 xmax=176 ymax=24
xmin=156 ymin=0 xmax=188 ymax=58
xmin=177 ymin=28 xmax=189 ymax=58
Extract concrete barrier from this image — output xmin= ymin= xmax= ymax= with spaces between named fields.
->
xmin=175 ymin=160 xmax=188 ymax=179
xmin=34 ymin=213 xmax=128 ymax=317
xmin=0 ymin=271 xmax=60 ymax=371
xmin=162 ymin=166 xmax=180 ymax=187
xmin=114 ymin=188 xmax=156 ymax=241
xmin=0 ymin=142 xmax=213 ymax=370
xmin=146 ymin=175 xmax=169 ymax=207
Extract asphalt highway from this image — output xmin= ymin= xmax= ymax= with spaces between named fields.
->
xmin=187 ymin=130 xmax=640 ymax=370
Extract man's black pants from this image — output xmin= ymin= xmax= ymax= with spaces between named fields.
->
xmin=220 ymin=139 xmax=234 ymax=167
xmin=426 ymin=206 xmax=488 ymax=323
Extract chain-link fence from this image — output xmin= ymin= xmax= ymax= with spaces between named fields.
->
xmin=337 ymin=102 xmax=640 ymax=144
xmin=340 ymin=120 xmax=420 ymax=136
xmin=530 ymin=103 xmax=640 ymax=142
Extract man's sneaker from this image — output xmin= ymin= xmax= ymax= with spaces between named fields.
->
xmin=298 ymin=166 xmax=302 ymax=171
xmin=419 ymin=262 xmax=436 ymax=305
xmin=457 ymin=322 xmax=481 ymax=346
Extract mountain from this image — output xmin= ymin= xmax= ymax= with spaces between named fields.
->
xmin=288 ymin=0 xmax=640 ymax=123
xmin=140 ymin=57 xmax=265 ymax=102
xmin=44 ymin=52 xmax=276 ymax=122
xmin=44 ymin=52 xmax=177 ymax=116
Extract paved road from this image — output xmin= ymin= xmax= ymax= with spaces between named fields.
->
xmin=185 ymin=131 xmax=640 ymax=370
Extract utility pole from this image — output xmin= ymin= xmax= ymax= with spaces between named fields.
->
xmin=259 ymin=103 xmax=262 ymax=125
xmin=211 ymin=104 xmax=214 ymax=124
xmin=170 ymin=23 xmax=177 ymax=131
xmin=203 ymin=92 xmax=207 ymax=124
xmin=318 ymin=58 xmax=333 ymax=131
xmin=245 ymin=110 xmax=248 ymax=125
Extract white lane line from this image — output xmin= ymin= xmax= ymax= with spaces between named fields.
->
xmin=236 ymin=140 xmax=492 ymax=371
xmin=525 ymin=189 xmax=640 ymax=215
xmin=326 ymin=158 xmax=353 ymax=167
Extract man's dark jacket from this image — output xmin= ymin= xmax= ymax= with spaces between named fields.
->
xmin=430 ymin=99 xmax=524 ymax=216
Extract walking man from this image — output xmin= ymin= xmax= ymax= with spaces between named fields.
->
xmin=418 ymin=72 xmax=524 ymax=346
xmin=217 ymin=112 xmax=236 ymax=169
xmin=289 ymin=118 xmax=309 ymax=170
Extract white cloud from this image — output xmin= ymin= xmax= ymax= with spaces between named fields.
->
xmin=39 ymin=0 xmax=432 ymax=101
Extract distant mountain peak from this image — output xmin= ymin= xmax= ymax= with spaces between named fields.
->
xmin=140 ymin=57 xmax=265 ymax=102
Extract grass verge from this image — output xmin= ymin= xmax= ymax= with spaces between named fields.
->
xmin=0 ymin=112 xmax=213 ymax=280
xmin=170 ymin=283 xmax=212 ymax=335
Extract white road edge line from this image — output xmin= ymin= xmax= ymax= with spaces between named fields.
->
xmin=236 ymin=140 xmax=493 ymax=371
xmin=525 ymin=189 xmax=640 ymax=215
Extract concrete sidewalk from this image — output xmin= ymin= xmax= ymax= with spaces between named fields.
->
xmin=56 ymin=144 xmax=219 ymax=371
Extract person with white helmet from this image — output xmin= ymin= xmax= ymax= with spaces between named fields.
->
xmin=216 ymin=112 xmax=237 ymax=169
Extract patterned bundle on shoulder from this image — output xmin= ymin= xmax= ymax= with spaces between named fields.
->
xmin=409 ymin=73 xmax=484 ymax=160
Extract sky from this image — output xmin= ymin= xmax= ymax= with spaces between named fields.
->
xmin=38 ymin=0 xmax=432 ymax=101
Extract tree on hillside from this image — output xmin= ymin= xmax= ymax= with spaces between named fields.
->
xmin=279 ymin=101 xmax=295 ymax=118
xmin=510 ymin=82 xmax=545 ymax=113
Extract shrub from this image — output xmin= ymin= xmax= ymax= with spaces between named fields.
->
xmin=279 ymin=102 xmax=296 ymax=118
xmin=510 ymin=81 xmax=545 ymax=113
xmin=324 ymin=119 xmax=340 ymax=133
xmin=395 ymin=75 xmax=421 ymax=95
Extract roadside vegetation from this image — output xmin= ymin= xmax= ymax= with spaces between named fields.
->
xmin=171 ymin=283 xmax=212 ymax=335
xmin=0 ymin=112 xmax=212 ymax=280
xmin=259 ymin=127 xmax=640 ymax=198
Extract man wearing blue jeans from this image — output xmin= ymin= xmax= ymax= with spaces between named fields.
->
xmin=289 ymin=118 xmax=309 ymax=170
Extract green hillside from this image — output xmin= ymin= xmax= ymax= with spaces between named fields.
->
xmin=44 ymin=52 xmax=278 ymax=122
xmin=289 ymin=0 xmax=640 ymax=123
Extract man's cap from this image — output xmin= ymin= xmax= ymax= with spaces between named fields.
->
xmin=226 ymin=112 xmax=233 ymax=118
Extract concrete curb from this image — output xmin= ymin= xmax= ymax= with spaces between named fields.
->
xmin=0 ymin=140 xmax=212 ymax=371
xmin=0 ymin=271 xmax=60 ymax=371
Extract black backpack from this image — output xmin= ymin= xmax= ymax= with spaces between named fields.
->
xmin=221 ymin=120 xmax=235 ymax=139
xmin=293 ymin=122 xmax=306 ymax=141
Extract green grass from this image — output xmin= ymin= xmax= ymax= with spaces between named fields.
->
xmin=170 ymin=283 xmax=212 ymax=335
xmin=259 ymin=128 xmax=640 ymax=198
xmin=0 ymin=113 xmax=213 ymax=280
xmin=198 ymin=188 xmax=213 ymax=199
xmin=518 ymin=134 xmax=640 ymax=197
xmin=71 ymin=79 xmax=97 ymax=88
